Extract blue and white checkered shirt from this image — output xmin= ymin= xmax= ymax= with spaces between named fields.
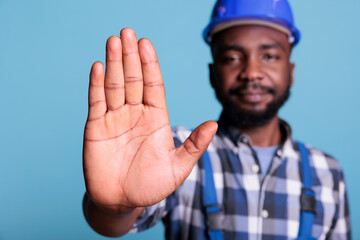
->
xmin=131 ymin=120 xmax=351 ymax=240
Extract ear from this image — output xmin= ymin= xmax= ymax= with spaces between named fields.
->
xmin=209 ymin=63 xmax=218 ymax=89
xmin=289 ymin=62 xmax=295 ymax=87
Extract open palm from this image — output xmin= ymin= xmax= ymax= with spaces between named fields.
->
xmin=83 ymin=28 xmax=217 ymax=209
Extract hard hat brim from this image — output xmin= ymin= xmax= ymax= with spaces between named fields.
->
xmin=203 ymin=18 xmax=300 ymax=46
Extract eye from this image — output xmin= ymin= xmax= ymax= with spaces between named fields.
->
xmin=262 ymin=53 xmax=280 ymax=61
xmin=221 ymin=55 xmax=243 ymax=64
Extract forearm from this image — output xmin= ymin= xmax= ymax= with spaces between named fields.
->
xmin=83 ymin=193 xmax=143 ymax=237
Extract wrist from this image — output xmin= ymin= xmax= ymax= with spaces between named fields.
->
xmin=83 ymin=193 xmax=138 ymax=216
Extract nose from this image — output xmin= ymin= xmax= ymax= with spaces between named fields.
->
xmin=239 ymin=57 xmax=264 ymax=81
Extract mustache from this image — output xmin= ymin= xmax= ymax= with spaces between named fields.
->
xmin=229 ymin=82 xmax=276 ymax=95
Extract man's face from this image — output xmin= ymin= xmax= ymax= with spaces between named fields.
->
xmin=210 ymin=25 xmax=294 ymax=128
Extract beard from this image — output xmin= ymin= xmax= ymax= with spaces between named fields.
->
xmin=215 ymin=80 xmax=291 ymax=129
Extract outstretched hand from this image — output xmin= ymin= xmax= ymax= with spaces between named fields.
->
xmin=83 ymin=28 xmax=217 ymax=210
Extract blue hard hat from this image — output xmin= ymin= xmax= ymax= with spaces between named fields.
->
xmin=203 ymin=0 xmax=301 ymax=46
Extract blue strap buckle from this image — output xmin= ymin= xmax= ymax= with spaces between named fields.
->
xmin=300 ymin=187 xmax=316 ymax=214
xmin=204 ymin=204 xmax=224 ymax=231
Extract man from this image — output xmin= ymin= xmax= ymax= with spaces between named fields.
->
xmin=82 ymin=0 xmax=351 ymax=239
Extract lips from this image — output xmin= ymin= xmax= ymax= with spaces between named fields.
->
xmin=229 ymin=83 xmax=275 ymax=104
xmin=236 ymin=90 xmax=269 ymax=103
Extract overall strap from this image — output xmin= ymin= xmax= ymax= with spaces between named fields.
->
xmin=202 ymin=150 xmax=224 ymax=240
xmin=296 ymin=141 xmax=316 ymax=240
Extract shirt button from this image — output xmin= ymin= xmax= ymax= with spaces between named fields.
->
xmin=232 ymin=147 xmax=239 ymax=154
xmin=251 ymin=164 xmax=260 ymax=173
xmin=276 ymin=149 xmax=282 ymax=156
xmin=262 ymin=209 xmax=269 ymax=218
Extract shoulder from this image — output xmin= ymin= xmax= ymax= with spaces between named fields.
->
xmin=305 ymin=144 xmax=343 ymax=174
xmin=171 ymin=126 xmax=191 ymax=140
xmin=302 ymin=143 xmax=346 ymax=187
xmin=171 ymin=126 xmax=192 ymax=148
xmin=171 ymin=125 xmax=223 ymax=150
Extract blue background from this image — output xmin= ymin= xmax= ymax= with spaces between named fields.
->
xmin=0 ymin=0 xmax=359 ymax=239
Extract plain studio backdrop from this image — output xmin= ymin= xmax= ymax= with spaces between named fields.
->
xmin=0 ymin=0 xmax=359 ymax=239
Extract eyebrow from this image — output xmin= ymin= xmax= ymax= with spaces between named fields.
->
xmin=259 ymin=43 xmax=286 ymax=51
xmin=213 ymin=42 xmax=287 ymax=59
xmin=217 ymin=43 xmax=286 ymax=53
xmin=218 ymin=45 xmax=245 ymax=52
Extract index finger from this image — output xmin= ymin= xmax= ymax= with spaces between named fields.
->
xmin=138 ymin=38 xmax=166 ymax=109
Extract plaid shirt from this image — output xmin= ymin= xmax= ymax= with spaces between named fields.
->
xmin=131 ymin=120 xmax=351 ymax=240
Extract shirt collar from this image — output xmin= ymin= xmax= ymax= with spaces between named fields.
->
xmin=217 ymin=117 xmax=298 ymax=159
xmin=218 ymin=116 xmax=291 ymax=142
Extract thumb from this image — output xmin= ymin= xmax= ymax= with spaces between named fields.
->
xmin=172 ymin=121 xmax=218 ymax=184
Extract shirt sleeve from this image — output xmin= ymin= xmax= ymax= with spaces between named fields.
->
xmin=328 ymin=169 xmax=351 ymax=239
xmin=129 ymin=193 xmax=178 ymax=233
